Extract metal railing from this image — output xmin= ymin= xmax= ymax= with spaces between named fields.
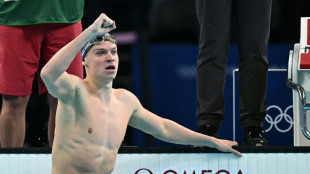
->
xmin=287 ymin=46 xmax=310 ymax=140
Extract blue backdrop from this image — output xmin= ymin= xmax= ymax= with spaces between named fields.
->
xmin=131 ymin=43 xmax=294 ymax=146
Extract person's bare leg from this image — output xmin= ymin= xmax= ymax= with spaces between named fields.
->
xmin=47 ymin=94 xmax=57 ymax=147
xmin=0 ymin=95 xmax=30 ymax=147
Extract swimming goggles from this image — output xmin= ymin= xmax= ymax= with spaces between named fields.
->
xmin=81 ymin=33 xmax=117 ymax=60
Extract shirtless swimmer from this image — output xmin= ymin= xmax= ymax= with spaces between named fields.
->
xmin=41 ymin=13 xmax=242 ymax=174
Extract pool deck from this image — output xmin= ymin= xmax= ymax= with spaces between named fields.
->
xmin=0 ymin=146 xmax=309 ymax=174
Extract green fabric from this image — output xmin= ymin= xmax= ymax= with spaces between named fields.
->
xmin=0 ymin=0 xmax=84 ymax=25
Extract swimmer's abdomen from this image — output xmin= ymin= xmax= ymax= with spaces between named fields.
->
xmin=52 ymin=140 xmax=118 ymax=174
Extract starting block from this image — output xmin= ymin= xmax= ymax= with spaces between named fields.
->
xmin=287 ymin=17 xmax=310 ymax=146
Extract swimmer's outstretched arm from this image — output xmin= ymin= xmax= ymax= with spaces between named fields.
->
xmin=40 ymin=13 xmax=116 ymax=98
xmin=127 ymin=91 xmax=242 ymax=157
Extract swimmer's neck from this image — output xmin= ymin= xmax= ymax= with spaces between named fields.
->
xmin=84 ymin=77 xmax=114 ymax=101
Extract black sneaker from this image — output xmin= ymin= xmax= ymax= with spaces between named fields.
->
xmin=198 ymin=124 xmax=219 ymax=138
xmin=243 ymin=126 xmax=268 ymax=146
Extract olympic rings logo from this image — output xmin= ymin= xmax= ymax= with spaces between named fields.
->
xmin=265 ymin=105 xmax=293 ymax=133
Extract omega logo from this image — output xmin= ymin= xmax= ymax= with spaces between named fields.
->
xmin=135 ymin=168 xmax=243 ymax=174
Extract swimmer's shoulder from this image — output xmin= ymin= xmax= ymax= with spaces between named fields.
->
xmin=113 ymin=88 xmax=142 ymax=106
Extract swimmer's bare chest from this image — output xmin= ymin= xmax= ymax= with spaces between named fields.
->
xmin=52 ymin=91 xmax=133 ymax=174
xmin=58 ymin=92 xmax=132 ymax=146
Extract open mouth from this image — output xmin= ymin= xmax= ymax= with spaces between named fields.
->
xmin=105 ymin=65 xmax=116 ymax=70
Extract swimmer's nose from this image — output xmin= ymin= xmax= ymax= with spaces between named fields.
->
xmin=106 ymin=59 xmax=115 ymax=63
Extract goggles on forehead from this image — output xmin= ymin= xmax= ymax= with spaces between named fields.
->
xmin=81 ymin=33 xmax=117 ymax=60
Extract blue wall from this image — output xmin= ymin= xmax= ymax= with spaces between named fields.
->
xmin=132 ymin=43 xmax=294 ymax=146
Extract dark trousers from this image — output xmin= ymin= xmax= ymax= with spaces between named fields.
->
xmin=195 ymin=0 xmax=272 ymax=129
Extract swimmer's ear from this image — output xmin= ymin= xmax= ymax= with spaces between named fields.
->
xmin=82 ymin=61 xmax=88 ymax=67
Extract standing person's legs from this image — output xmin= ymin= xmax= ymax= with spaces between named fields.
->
xmin=38 ymin=21 xmax=83 ymax=146
xmin=0 ymin=25 xmax=43 ymax=147
xmin=0 ymin=95 xmax=30 ymax=147
xmin=236 ymin=0 xmax=271 ymax=145
xmin=195 ymin=0 xmax=232 ymax=137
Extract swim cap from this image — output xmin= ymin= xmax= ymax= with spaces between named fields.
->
xmin=81 ymin=33 xmax=117 ymax=60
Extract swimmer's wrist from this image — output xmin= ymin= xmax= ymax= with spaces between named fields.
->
xmin=205 ymin=136 xmax=218 ymax=148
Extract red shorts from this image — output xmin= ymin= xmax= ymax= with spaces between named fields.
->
xmin=0 ymin=21 xmax=84 ymax=95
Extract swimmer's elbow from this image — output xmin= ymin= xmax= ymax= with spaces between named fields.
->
xmin=40 ymin=66 xmax=51 ymax=82
xmin=152 ymin=120 xmax=170 ymax=140
xmin=40 ymin=68 xmax=49 ymax=85
xmin=41 ymin=66 xmax=59 ymax=84
xmin=40 ymin=68 xmax=59 ymax=96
